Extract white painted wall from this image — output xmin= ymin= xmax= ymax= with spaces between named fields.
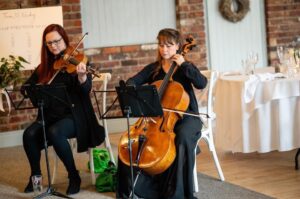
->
xmin=205 ymin=0 xmax=267 ymax=72
xmin=81 ymin=0 xmax=176 ymax=48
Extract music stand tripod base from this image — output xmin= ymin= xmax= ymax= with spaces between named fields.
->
xmin=23 ymin=84 xmax=74 ymax=199
xmin=34 ymin=187 xmax=73 ymax=199
xmin=116 ymin=83 xmax=163 ymax=199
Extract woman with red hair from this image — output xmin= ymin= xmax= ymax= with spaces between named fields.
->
xmin=21 ymin=24 xmax=105 ymax=195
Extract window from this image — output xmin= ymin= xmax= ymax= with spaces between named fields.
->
xmin=81 ymin=0 xmax=176 ymax=48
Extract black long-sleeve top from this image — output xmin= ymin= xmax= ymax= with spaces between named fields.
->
xmin=127 ymin=61 xmax=207 ymax=114
xmin=22 ymin=68 xmax=105 ymax=152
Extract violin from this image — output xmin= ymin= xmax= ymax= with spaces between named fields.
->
xmin=53 ymin=33 xmax=100 ymax=78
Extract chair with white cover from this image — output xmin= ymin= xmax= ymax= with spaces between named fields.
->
xmin=193 ymin=70 xmax=225 ymax=193
xmin=52 ymin=72 xmax=115 ymax=185
xmin=90 ymin=72 xmax=116 ymax=184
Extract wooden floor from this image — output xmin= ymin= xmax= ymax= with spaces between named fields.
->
xmin=109 ymin=133 xmax=300 ymax=199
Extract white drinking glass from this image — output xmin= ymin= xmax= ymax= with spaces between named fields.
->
xmin=251 ymin=52 xmax=258 ymax=73
xmin=277 ymin=46 xmax=284 ymax=65
xmin=241 ymin=59 xmax=252 ymax=75
xmin=31 ymin=175 xmax=43 ymax=196
xmin=247 ymin=51 xmax=258 ymax=74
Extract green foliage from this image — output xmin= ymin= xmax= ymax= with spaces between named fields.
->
xmin=0 ymin=55 xmax=29 ymax=88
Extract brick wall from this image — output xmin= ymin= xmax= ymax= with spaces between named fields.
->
xmin=265 ymin=0 xmax=300 ymax=65
xmin=0 ymin=0 xmax=299 ymax=133
xmin=85 ymin=0 xmax=207 ymax=114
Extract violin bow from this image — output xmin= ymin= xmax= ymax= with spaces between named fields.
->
xmin=68 ymin=32 xmax=89 ymax=58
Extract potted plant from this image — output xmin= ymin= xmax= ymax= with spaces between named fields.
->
xmin=0 ymin=55 xmax=29 ymax=89
xmin=0 ymin=55 xmax=29 ymax=113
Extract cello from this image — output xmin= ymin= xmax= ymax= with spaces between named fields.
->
xmin=118 ymin=37 xmax=196 ymax=175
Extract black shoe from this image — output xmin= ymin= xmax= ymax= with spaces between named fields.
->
xmin=66 ymin=171 xmax=81 ymax=195
xmin=24 ymin=179 xmax=33 ymax=193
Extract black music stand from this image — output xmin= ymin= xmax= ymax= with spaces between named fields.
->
xmin=21 ymin=83 xmax=73 ymax=199
xmin=115 ymin=81 xmax=163 ymax=199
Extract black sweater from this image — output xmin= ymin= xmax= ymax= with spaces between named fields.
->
xmin=127 ymin=61 xmax=207 ymax=114
xmin=22 ymin=69 xmax=105 ymax=152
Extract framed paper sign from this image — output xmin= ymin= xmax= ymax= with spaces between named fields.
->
xmin=0 ymin=6 xmax=63 ymax=70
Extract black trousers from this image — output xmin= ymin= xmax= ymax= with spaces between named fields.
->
xmin=23 ymin=117 xmax=77 ymax=177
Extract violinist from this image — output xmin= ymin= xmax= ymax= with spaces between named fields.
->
xmin=116 ymin=28 xmax=207 ymax=199
xmin=21 ymin=24 xmax=105 ymax=195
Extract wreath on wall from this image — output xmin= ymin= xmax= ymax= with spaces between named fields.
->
xmin=219 ymin=0 xmax=250 ymax=23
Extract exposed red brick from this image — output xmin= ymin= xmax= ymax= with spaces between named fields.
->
xmin=90 ymin=54 xmax=110 ymax=62
xmin=72 ymin=5 xmax=81 ymax=12
xmin=100 ymin=61 xmax=121 ymax=68
xmin=121 ymin=45 xmax=141 ymax=53
xmin=63 ymin=13 xmax=81 ymax=20
xmin=121 ymin=60 xmax=138 ymax=67
xmin=66 ymin=27 xmax=82 ymax=34
xmin=63 ymin=0 xmax=80 ymax=4
xmin=102 ymin=47 xmax=121 ymax=55
xmin=189 ymin=0 xmax=202 ymax=4
xmin=63 ymin=5 xmax=72 ymax=12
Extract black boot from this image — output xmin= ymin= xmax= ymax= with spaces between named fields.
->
xmin=24 ymin=180 xmax=33 ymax=193
xmin=24 ymin=176 xmax=34 ymax=193
xmin=66 ymin=171 xmax=81 ymax=195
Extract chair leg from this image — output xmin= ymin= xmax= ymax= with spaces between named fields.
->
xmin=295 ymin=148 xmax=300 ymax=170
xmin=52 ymin=152 xmax=58 ymax=184
xmin=89 ymin=148 xmax=96 ymax=185
xmin=204 ymin=134 xmax=225 ymax=181
xmin=211 ymin=148 xmax=225 ymax=181
xmin=193 ymin=155 xmax=199 ymax=193
xmin=103 ymin=119 xmax=116 ymax=165
xmin=193 ymin=139 xmax=201 ymax=193
xmin=193 ymin=134 xmax=225 ymax=194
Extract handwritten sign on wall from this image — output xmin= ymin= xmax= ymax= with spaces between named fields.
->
xmin=0 ymin=6 xmax=63 ymax=70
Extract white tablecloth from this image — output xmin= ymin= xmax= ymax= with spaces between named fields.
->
xmin=214 ymin=73 xmax=300 ymax=153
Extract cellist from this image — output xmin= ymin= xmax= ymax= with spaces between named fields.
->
xmin=116 ymin=28 xmax=207 ymax=199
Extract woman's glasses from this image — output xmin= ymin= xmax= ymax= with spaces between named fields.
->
xmin=45 ymin=37 xmax=63 ymax=46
